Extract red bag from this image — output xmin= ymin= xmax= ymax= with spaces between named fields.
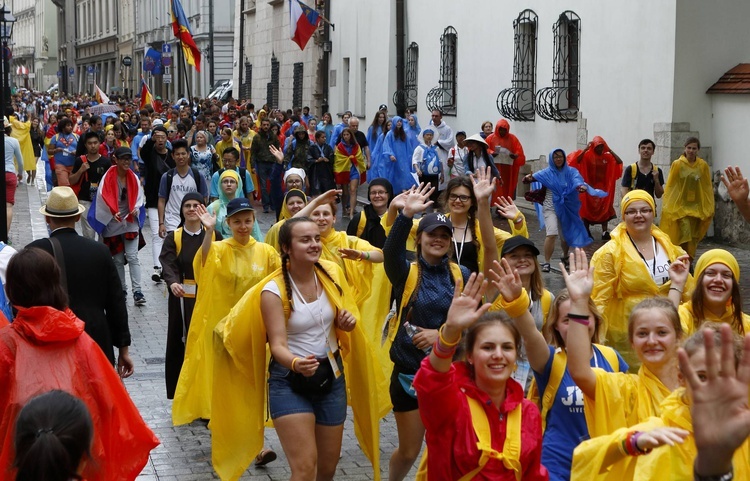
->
xmin=69 ymin=154 xmax=88 ymax=196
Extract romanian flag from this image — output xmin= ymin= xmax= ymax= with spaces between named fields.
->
xmin=171 ymin=0 xmax=201 ymax=72
xmin=289 ymin=0 xmax=321 ymax=50
xmin=139 ymin=77 xmax=154 ymax=109
xmin=94 ymin=83 xmax=110 ymax=104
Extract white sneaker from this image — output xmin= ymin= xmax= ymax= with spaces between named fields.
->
xmin=151 ymin=267 xmax=162 ymax=283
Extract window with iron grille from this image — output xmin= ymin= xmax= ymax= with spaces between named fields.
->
xmin=240 ymin=63 xmax=252 ymax=100
xmin=293 ymin=62 xmax=303 ymax=109
xmin=267 ymin=55 xmax=279 ymax=108
xmin=497 ymin=10 xmax=537 ymax=121
xmin=393 ymin=42 xmax=419 ymax=113
xmin=425 ymin=27 xmax=457 ymax=115
xmin=535 ymin=11 xmax=581 ymax=122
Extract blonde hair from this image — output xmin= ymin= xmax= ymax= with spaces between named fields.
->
xmin=542 ymin=289 xmax=604 ymax=348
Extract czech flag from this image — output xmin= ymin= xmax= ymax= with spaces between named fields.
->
xmin=290 ymin=0 xmax=321 ymax=50
xmin=139 ymin=77 xmax=154 ymax=110
xmin=171 ymin=0 xmax=201 ymax=72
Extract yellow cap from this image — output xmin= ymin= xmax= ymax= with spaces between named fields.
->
xmin=694 ymin=249 xmax=740 ymax=280
xmin=621 ymin=189 xmax=655 ymax=217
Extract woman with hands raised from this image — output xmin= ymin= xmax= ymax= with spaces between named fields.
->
xmin=489 ymin=256 xmax=626 ymax=481
xmin=412 ymin=273 xmax=547 ymax=480
xmin=383 ymin=182 xmax=472 ymax=481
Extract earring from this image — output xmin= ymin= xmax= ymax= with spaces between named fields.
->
xmin=512 ymin=363 xmax=517 ymax=373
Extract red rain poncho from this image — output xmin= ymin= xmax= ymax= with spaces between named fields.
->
xmin=573 ymin=136 xmax=622 ymax=224
xmin=485 ymin=119 xmax=526 ymax=201
xmin=0 ymin=306 xmax=159 ymax=480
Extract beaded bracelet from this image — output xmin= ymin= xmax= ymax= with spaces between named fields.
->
xmin=438 ymin=325 xmax=461 ymax=347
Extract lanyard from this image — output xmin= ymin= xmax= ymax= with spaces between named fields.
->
xmin=452 ymin=225 xmax=468 ymax=265
xmin=627 ymin=233 xmax=658 ymax=277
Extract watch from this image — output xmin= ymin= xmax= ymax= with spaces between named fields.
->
xmin=694 ymin=467 xmax=733 ymax=481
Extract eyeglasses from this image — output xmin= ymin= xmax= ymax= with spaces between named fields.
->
xmin=448 ymin=194 xmax=471 ymax=203
xmin=624 ymin=208 xmax=653 ymax=217
xmin=183 ymin=203 xmax=201 ymax=210
xmin=167 ymin=130 xmax=177 ymax=134
xmin=370 ymin=190 xmax=388 ymax=197
xmin=287 ymin=179 xmax=303 ymax=185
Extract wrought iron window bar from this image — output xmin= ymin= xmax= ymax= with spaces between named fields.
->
xmin=497 ymin=9 xmax=538 ymax=121
xmin=267 ymin=54 xmax=279 ymax=109
xmin=426 ymin=27 xmax=457 ymax=115
xmin=535 ymin=11 xmax=580 ymax=122
xmin=393 ymin=42 xmax=419 ymax=113
xmin=293 ymin=62 xmax=303 ymax=109
xmin=240 ymin=62 xmax=252 ymax=100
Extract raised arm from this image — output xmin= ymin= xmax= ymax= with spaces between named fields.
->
xmin=489 ymin=258 xmax=551 ymax=372
xmin=195 ymin=204 xmax=217 ymax=266
xmin=722 ymin=166 xmax=750 ymax=222
xmin=472 ymin=167 xmax=499 ymax=282
xmin=561 ymin=249 xmax=597 ymax=399
xmin=293 ymin=188 xmax=342 ymax=219
xmin=667 ymin=254 xmax=691 ymax=308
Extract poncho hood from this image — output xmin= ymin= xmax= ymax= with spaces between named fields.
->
xmin=13 ymin=306 xmax=84 ymax=343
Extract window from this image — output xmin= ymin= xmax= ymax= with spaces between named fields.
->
xmin=497 ymin=10 xmax=537 ymax=121
xmin=293 ymin=62 xmax=303 ymax=109
xmin=393 ymin=42 xmax=418 ymax=113
xmin=240 ymin=63 xmax=252 ymax=100
xmin=535 ymin=11 xmax=581 ymax=122
xmin=426 ymin=27 xmax=457 ymax=115
xmin=267 ymin=55 xmax=279 ymax=108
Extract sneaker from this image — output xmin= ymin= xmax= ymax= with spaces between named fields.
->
xmin=133 ymin=291 xmax=146 ymax=306
xmin=602 ymin=231 xmax=611 ymax=241
xmin=541 ymin=263 xmax=551 ymax=273
xmin=152 ymin=266 xmax=162 ymax=283
xmin=263 ymin=206 xmax=270 ymax=214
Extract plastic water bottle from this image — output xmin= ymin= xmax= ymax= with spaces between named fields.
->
xmin=404 ymin=322 xmax=432 ymax=354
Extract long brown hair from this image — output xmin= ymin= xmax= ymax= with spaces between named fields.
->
xmin=691 ymin=270 xmax=745 ymax=335
xmin=542 ymin=289 xmax=604 ymax=348
xmin=439 ymin=176 xmax=480 ymax=253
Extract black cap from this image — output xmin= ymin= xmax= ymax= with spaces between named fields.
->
xmin=417 ymin=213 xmax=453 ymax=234
xmin=113 ymin=146 xmax=133 ymax=159
xmin=501 ymin=235 xmax=540 ymax=257
xmin=379 ymin=104 xmax=388 ymax=111
xmin=226 ymin=197 xmax=254 ymax=217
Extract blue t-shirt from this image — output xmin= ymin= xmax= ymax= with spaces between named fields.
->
xmin=533 ymin=345 xmax=629 ymax=481
xmin=50 ymin=133 xmax=78 ymax=167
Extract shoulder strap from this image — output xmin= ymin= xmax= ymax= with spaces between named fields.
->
xmin=191 ymin=167 xmax=201 ymax=187
xmin=449 ymin=262 xmax=464 ymax=291
xmin=540 ymin=348 xmax=567 ymax=432
xmin=165 ymin=169 xmax=175 ymax=195
xmin=239 ymin=167 xmax=248 ymax=197
xmin=593 ymin=343 xmax=620 ymax=372
xmin=48 ymin=237 xmax=68 ymax=293
xmin=459 ymin=395 xmax=523 ymax=481
xmin=630 ymin=163 xmax=638 ymax=189
xmin=388 ymin=263 xmax=419 ymax=343
xmin=540 ymin=290 xmax=552 ymax=324
xmin=174 ymin=227 xmax=184 ymax=256
xmin=355 ymin=211 xmax=367 ymax=238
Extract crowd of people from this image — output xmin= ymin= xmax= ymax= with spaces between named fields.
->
xmin=0 ymin=88 xmax=747 ymax=481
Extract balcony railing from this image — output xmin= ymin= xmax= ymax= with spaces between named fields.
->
xmin=497 ymin=87 xmax=535 ymax=121
xmin=534 ymin=86 xmax=578 ymax=122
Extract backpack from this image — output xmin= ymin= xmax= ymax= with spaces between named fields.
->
xmin=173 ymin=227 xmax=215 ymax=256
xmin=70 ymin=154 xmax=89 ymax=196
xmin=217 ymin=167 xmax=249 ymax=198
xmin=527 ymin=344 xmax=620 ymax=431
xmin=165 ymin=167 xmax=203 ymax=198
xmin=355 ymin=211 xmax=367 ymax=237
xmin=629 ymin=163 xmax=638 ymax=189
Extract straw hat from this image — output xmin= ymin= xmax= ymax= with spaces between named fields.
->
xmin=464 ymin=133 xmax=488 ymax=147
xmin=39 ymin=187 xmax=86 ymax=218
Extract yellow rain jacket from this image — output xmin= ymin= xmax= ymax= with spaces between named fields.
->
xmin=659 ymin=155 xmax=714 ymax=258
xmin=319 ymin=229 xmax=382 ymax=308
xmin=209 ymin=260 xmax=386 ymax=481
xmin=263 ymin=189 xmax=307 ymax=252
xmin=678 ymin=301 xmax=750 ymax=337
xmin=572 ymin=388 xmax=750 ymax=481
xmin=10 ymin=117 xmax=35 ymax=171
xmin=583 ymin=366 xmax=672 ymax=440
xmin=591 ymin=223 xmax=693 ymax=367
xmin=172 ymin=237 xmax=280 ymax=425
xmin=380 ymin=214 xmax=528 ymax=274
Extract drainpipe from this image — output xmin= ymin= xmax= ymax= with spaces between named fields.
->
xmin=209 ymin=0 xmax=215 ymax=89
xmin=395 ymin=0 xmax=405 ymax=116
xmin=238 ymin=0 xmax=245 ymax=95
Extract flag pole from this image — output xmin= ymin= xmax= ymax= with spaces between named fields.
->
xmin=317 ymin=13 xmax=334 ymax=31
xmin=178 ymin=40 xmax=194 ymax=111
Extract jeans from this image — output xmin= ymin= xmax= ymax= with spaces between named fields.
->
xmin=255 ymin=161 xmax=274 ymax=209
xmin=78 ymin=200 xmax=97 ymax=240
xmin=113 ymin=235 xmax=142 ymax=293
xmin=147 ymin=207 xmax=163 ymax=268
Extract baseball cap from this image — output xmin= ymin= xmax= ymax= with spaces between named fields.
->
xmin=417 ymin=213 xmax=453 ymax=234
xmin=500 ymin=235 xmax=540 ymax=257
xmin=152 ymin=119 xmax=164 ymax=126
xmin=379 ymin=104 xmax=388 ymax=111
xmin=226 ymin=197 xmax=255 ymax=217
xmin=113 ymin=146 xmax=133 ymax=159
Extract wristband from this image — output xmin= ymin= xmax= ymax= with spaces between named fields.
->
xmin=512 ymin=211 xmax=523 ymax=222
xmin=291 ymin=357 xmax=300 ymax=373
xmin=365 ymin=251 xmax=371 ymax=260
xmin=669 ymin=286 xmax=683 ymax=294
xmin=495 ymin=288 xmax=531 ymax=319
xmin=432 ymin=340 xmax=456 ymax=359
xmin=631 ymin=431 xmax=652 ymax=455
xmin=570 ymin=317 xmax=591 ymax=326
xmin=438 ymin=325 xmax=461 ymax=347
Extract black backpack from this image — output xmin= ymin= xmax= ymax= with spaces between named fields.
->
xmin=165 ymin=167 xmax=203 ymax=196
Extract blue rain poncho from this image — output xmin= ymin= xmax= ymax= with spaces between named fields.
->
xmin=532 ymin=149 xmax=606 ymax=248
xmin=381 ymin=116 xmax=418 ymax=193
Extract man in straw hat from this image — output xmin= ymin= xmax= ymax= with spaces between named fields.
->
xmin=28 ymin=186 xmax=133 ymax=377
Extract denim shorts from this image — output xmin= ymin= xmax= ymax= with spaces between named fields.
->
xmin=268 ymin=355 xmax=347 ymax=426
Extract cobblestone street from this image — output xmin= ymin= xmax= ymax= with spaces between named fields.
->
xmin=13 ymin=174 xmax=750 ymax=480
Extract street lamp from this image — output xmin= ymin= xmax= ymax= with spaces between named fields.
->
xmin=0 ymin=5 xmax=16 ymax=243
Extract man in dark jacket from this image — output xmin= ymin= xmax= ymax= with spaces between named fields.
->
xmin=28 ymin=186 xmax=133 ymax=377
xmin=250 ymin=118 xmax=280 ymax=213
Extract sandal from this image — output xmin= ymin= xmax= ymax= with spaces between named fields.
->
xmin=541 ymin=263 xmax=551 ymax=273
xmin=254 ymin=448 xmax=277 ymax=467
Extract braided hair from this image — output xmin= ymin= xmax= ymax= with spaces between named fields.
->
xmin=278 ymin=217 xmax=343 ymax=311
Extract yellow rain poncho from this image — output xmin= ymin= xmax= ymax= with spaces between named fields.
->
xmin=591 ymin=223 xmax=693 ymax=367
xmin=9 ymin=116 xmax=35 ymax=171
xmin=679 ymin=302 xmax=750 ymax=337
xmin=320 ymin=229 xmax=381 ymax=307
xmin=263 ymin=189 xmax=308 ymax=252
xmin=210 ymin=260 xmax=386 ymax=481
xmin=583 ymin=366 xmax=672 ymax=440
xmin=572 ymin=388 xmax=750 ymax=481
xmin=172 ymin=237 xmax=280 ymax=424
xmin=659 ymin=155 xmax=714 ymax=258
xmin=380 ymin=214 xmax=528 ymax=274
